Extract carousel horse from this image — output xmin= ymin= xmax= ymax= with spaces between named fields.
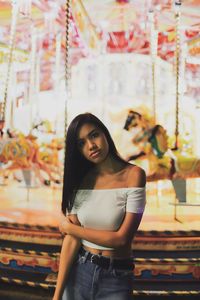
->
xmin=123 ymin=110 xmax=200 ymax=182
xmin=31 ymin=121 xmax=63 ymax=183
xmin=38 ymin=138 xmax=64 ymax=183
xmin=0 ymin=130 xmax=62 ymax=185
xmin=123 ymin=110 xmax=170 ymax=179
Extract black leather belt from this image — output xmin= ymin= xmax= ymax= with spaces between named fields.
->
xmin=79 ymin=247 xmax=134 ymax=271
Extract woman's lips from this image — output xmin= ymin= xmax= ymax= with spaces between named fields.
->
xmin=90 ymin=150 xmax=101 ymax=158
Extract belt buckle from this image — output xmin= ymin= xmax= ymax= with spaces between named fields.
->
xmin=90 ymin=254 xmax=99 ymax=264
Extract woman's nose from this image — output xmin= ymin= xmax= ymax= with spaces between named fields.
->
xmin=87 ymin=139 xmax=95 ymax=149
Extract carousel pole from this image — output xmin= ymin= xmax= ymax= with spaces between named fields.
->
xmin=174 ymin=0 xmax=181 ymax=150
xmin=10 ymin=70 xmax=17 ymax=130
xmin=51 ymin=31 xmax=61 ymax=192
xmin=1 ymin=1 xmax=18 ymax=131
xmin=29 ymin=27 xmax=37 ymax=131
xmin=60 ymin=0 xmax=71 ymax=203
xmin=54 ymin=32 xmax=62 ymax=135
xmin=55 ymin=33 xmax=62 ymax=94
xmin=24 ymin=25 xmax=37 ymax=196
xmin=149 ymin=10 xmax=158 ymax=123
xmin=173 ymin=0 xmax=182 ymax=222
xmin=35 ymin=55 xmax=40 ymax=120
xmin=149 ymin=10 xmax=160 ymax=208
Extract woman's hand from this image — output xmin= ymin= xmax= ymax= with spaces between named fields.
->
xmin=59 ymin=214 xmax=72 ymax=235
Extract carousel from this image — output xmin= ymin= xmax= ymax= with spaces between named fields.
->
xmin=0 ymin=0 xmax=200 ymax=299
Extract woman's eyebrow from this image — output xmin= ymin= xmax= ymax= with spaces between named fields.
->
xmin=77 ymin=129 xmax=97 ymax=142
xmin=88 ymin=129 xmax=98 ymax=137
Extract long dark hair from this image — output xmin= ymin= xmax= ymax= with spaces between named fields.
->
xmin=62 ymin=112 xmax=126 ymax=214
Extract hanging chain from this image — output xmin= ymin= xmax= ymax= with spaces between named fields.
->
xmin=174 ymin=1 xmax=181 ymax=149
xmin=64 ymin=0 xmax=71 ymax=155
xmin=1 ymin=2 xmax=18 ymax=122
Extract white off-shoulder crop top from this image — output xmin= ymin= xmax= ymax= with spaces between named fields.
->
xmin=67 ymin=187 xmax=146 ymax=250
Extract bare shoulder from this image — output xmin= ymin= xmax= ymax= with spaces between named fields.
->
xmin=127 ymin=164 xmax=146 ymax=187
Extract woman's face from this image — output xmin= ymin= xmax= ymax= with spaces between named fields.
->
xmin=77 ymin=123 xmax=109 ymax=163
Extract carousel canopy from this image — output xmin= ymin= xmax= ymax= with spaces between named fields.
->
xmin=0 ymin=0 xmax=199 ymax=91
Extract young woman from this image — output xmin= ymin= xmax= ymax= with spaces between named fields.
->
xmin=53 ymin=113 xmax=146 ymax=300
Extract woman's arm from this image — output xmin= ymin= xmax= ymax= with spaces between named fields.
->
xmin=53 ymin=215 xmax=81 ymax=300
xmin=60 ymin=166 xmax=146 ymax=249
xmin=61 ymin=212 xmax=143 ymax=248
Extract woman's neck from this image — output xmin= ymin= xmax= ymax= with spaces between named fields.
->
xmin=94 ymin=155 xmax=127 ymax=176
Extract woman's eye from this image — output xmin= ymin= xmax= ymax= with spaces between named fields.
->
xmin=91 ymin=132 xmax=99 ymax=139
xmin=77 ymin=140 xmax=85 ymax=148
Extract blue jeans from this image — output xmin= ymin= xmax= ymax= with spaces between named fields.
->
xmin=63 ymin=248 xmax=134 ymax=300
